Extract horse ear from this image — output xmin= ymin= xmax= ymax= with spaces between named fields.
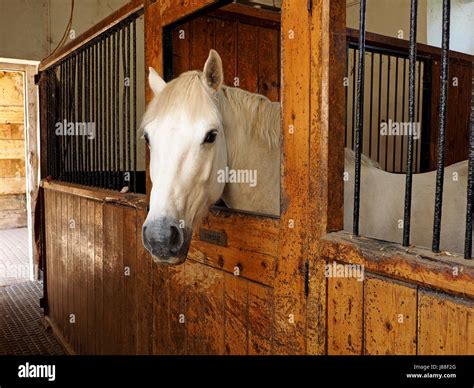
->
xmin=148 ymin=67 xmax=166 ymax=96
xmin=203 ymin=49 xmax=223 ymax=92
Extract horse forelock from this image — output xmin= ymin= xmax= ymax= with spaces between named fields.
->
xmin=141 ymin=70 xmax=221 ymax=133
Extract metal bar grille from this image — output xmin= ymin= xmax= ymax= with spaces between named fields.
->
xmin=42 ymin=10 xmax=145 ymax=194
xmin=352 ymin=0 xmax=367 ymax=236
xmin=432 ymin=0 xmax=451 ymax=252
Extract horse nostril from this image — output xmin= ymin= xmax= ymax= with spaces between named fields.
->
xmin=169 ymin=225 xmax=183 ymax=252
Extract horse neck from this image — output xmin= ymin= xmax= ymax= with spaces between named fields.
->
xmin=217 ymin=86 xmax=280 ymax=166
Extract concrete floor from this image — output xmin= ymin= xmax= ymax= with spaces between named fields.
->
xmin=0 ymin=227 xmax=65 ymax=355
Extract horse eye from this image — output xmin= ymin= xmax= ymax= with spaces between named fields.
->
xmin=203 ymin=130 xmax=218 ymax=144
xmin=144 ymin=133 xmax=150 ymax=146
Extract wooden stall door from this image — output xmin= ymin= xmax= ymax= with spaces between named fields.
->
xmin=145 ymin=0 xmax=278 ymax=355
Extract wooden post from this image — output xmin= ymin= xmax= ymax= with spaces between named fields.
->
xmin=274 ymin=0 xmax=346 ymax=355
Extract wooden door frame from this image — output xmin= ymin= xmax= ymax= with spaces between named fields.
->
xmin=144 ymin=0 xmax=347 ymax=354
xmin=0 ymin=59 xmax=40 ymax=282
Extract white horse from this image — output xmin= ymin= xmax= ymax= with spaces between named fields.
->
xmin=141 ymin=49 xmax=469 ymax=263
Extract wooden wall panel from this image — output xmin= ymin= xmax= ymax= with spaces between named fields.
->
xmin=168 ymin=265 xmax=187 ymax=355
xmin=136 ymin=209 xmax=153 ymax=355
xmin=223 ymin=273 xmax=248 ymax=355
xmin=364 ymin=277 xmax=417 ymax=355
xmin=93 ymin=200 xmax=104 ymax=354
xmin=123 ymin=207 xmax=138 ymax=354
xmin=327 ymin=274 xmax=363 ymax=355
xmin=418 ymin=291 xmax=474 ymax=355
xmin=171 ymin=10 xmax=280 ymax=102
xmin=185 ymin=260 xmax=225 ymax=355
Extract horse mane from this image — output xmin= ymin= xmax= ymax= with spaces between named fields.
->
xmin=219 ymin=86 xmax=281 ymax=149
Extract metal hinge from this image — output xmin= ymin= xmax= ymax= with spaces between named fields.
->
xmin=34 ymin=72 xmax=41 ymax=85
xmin=304 ymin=260 xmax=310 ymax=298
xmin=308 ymin=0 xmax=313 ymax=14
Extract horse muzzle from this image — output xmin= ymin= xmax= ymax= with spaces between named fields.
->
xmin=142 ymin=216 xmax=192 ymax=265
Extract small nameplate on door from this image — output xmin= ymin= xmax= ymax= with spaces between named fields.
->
xmin=199 ymin=229 xmax=227 ymax=247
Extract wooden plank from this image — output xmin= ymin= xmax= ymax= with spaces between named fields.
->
xmin=171 ymin=22 xmax=191 ymax=77
xmin=79 ymin=197 xmax=89 ymax=354
xmin=273 ymin=0 xmax=311 ymax=355
xmin=93 ymin=201 xmax=104 ymax=354
xmin=0 ymin=140 xmax=24 ymax=159
xmin=418 ymin=291 xmax=474 ymax=355
xmin=66 ymin=193 xmax=74 ymax=348
xmin=190 ymin=16 xmax=215 ymax=71
xmin=0 ymin=123 xmax=24 ymax=140
xmin=123 ymin=207 xmax=138 ymax=354
xmin=60 ymin=192 xmax=69 ymax=343
xmin=71 ymin=194 xmax=81 ymax=353
xmin=321 ymin=232 xmax=474 ymax=299
xmin=364 ymin=277 xmax=417 ymax=355
xmin=327 ymin=273 xmax=364 ymax=355
xmin=44 ymin=190 xmax=53 ymax=321
xmin=0 ymin=159 xmax=26 ymax=178
xmin=41 ymin=180 xmax=147 ymax=210
xmin=223 ymin=273 xmax=248 ymax=355
xmin=214 ymin=18 xmax=237 ymax=86
xmin=152 ymin=261 xmax=170 ymax=354
xmin=86 ymin=198 xmax=95 ymax=355
xmin=257 ymin=27 xmax=280 ymax=101
xmin=185 ymin=260 xmax=225 ymax=355
xmin=0 ymin=177 xmax=25 ymax=195
xmin=210 ymin=3 xmax=280 ymax=28
xmin=53 ymin=190 xmax=61 ymax=330
xmin=160 ymin=0 xmax=216 ymax=26
xmin=0 ymin=106 xmax=24 ymax=124
xmin=136 ymin=209 xmax=153 ymax=355
xmin=168 ymin=265 xmax=187 ymax=355
xmin=307 ymin=0 xmax=346 ymax=355
xmin=102 ymin=203 xmax=115 ymax=354
xmin=248 ymin=282 xmax=273 ymax=355
xmin=236 ymin=22 xmax=258 ymax=93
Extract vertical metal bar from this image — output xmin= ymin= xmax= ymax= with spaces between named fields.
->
xmin=106 ymin=34 xmax=111 ymax=188
xmin=79 ymin=51 xmax=84 ymax=184
xmin=86 ymin=47 xmax=90 ymax=185
xmin=401 ymin=57 xmax=407 ymax=172
xmin=72 ymin=54 xmax=77 ymax=183
xmin=133 ymin=19 xmax=137 ymax=193
xmin=432 ymin=0 xmax=451 ymax=252
xmin=127 ymin=23 xmax=132 ymax=191
xmin=464 ymin=87 xmax=474 ymax=259
xmin=368 ymin=51 xmax=374 ymax=159
xmin=93 ymin=43 xmax=97 ymax=186
xmin=403 ymin=0 xmax=419 ymax=247
xmin=351 ymin=48 xmax=357 ymax=150
xmin=100 ymin=39 xmax=104 ymax=188
xmin=122 ymin=26 xmax=127 ymax=189
xmin=60 ymin=62 xmax=64 ymax=180
xmin=385 ymin=56 xmax=391 ymax=170
xmin=415 ymin=60 xmax=423 ymax=172
xmin=345 ymin=46 xmax=350 ymax=148
xmin=352 ymin=0 xmax=366 ymax=236
xmin=377 ymin=53 xmax=383 ymax=164
xmin=115 ymin=30 xmax=120 ymax=190
xmin=393 ymin=57 xmax=399 ymax=172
